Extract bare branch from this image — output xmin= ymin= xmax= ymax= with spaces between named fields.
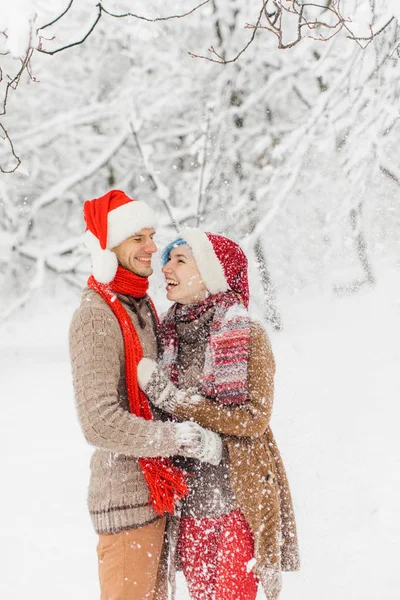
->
xmin=37 ymin=5 xmax=102 ymax=55
xmin=189 ymin=1 xmax=269 ymax=64
xmin=100 ymin=0 xmax=210 ymax=23
xmin=37 ymin=0 xmax=74 ymax=33
xmin=37 ymin=1 xmax=210 ymax=55
xmin=0 ymin=47 xmax=34 ymax=115
xmin=190 ymin=0 xmax=396 ymax=62
xmin=0 ymin=123 xmax=21 ymax=173
xmin=346 ymin=16 xmax=395 ymax=44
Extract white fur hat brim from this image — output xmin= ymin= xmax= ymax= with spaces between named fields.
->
xmin=107 ymin=200 xmax=157 ymax=249
xmin=179 ymin=228 xmax=228 ymax=295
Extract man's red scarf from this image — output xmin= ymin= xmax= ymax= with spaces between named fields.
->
xmin=88 ymin=266 xmax=189 ymax=515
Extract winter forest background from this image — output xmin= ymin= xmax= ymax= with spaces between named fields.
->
xmin=1 ymin=1 xmax=400 ymax=599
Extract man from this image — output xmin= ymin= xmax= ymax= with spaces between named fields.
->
xmin=69 ymin=190 xmax=221 ymax=600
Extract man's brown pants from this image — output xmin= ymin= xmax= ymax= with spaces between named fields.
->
xmin=97 ymin=517 xmax=167 ymax=600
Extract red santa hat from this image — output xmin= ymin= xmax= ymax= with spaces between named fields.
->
xmin=179 ymin=228 xmax=249 ymax=308
xmin=84 ymin=189 xmax=157 ymax=283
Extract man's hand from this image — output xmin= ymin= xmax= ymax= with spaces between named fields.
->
xmin=174 ymin=422 xmax=223 ymax=466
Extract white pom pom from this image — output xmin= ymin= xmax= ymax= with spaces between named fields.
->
xmin=85 ymin=230 xmax=118 ymax=283
xmin=92 ymin=249 xmax=118 ymax=283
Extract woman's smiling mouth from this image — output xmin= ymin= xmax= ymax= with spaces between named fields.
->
xmin=166 ymin=278 xmax=179 ymax=290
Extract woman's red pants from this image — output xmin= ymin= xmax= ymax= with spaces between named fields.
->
xmin=178 ymin=509 xmax=258 ymax=600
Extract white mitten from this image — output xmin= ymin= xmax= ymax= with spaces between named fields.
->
xmin=137 ymin=357 xmax=159 ymax=389
xmin=174 ymin=422 xmax=202 ymax=446
xmin=175 ymin=421 xmax=222 ymax=466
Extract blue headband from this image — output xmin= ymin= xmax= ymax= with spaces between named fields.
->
xmin=161 ymin=237 xmax=187 ymax=266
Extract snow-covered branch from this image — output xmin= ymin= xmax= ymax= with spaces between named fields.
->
xmin=190 ymin=0 xmax=399 ymax=62
xmin=1 ymin=0 xmax=400 ymax=320
xmin=28 ymin=125 xmax=130 ymax=224
xmin=129 ymin=121 xmax=179 ymax=232
xmin=0 ymin=0 xmax=211 ymax=171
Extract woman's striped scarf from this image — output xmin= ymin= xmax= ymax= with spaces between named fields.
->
xmin=160 ymin=291 xmax=250 ymax=405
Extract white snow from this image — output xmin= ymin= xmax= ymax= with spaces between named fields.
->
xmin=1 ymin=268 xmax=399 ymax=599
xmin=0 ymin=0 xmax=36 ymax=57
xmin=1 ymin=1 xmax=398 ymax=596
xmin=385 ymin=0 xmax=400 ymax=21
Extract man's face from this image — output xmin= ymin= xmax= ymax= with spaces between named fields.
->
xmin=112 ymin=228 xmax=157 ymax=277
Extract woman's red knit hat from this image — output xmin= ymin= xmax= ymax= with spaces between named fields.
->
xmin=179 ymin=228 xmax=250 ymax=308
xmin=84 ymin=189 xmax=157 ymax=283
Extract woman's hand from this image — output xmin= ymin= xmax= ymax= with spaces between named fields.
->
xmin=137 ymin=357 xmax=202 ymax=413
xmin=137 ymin=357 xmax=159 ymax=390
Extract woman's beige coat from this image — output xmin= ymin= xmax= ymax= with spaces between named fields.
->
xmin=173 ymin=321 xmax=300 ymax=592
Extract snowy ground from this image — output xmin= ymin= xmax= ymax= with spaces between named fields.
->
xmin=1 ymin=268 xmax=400 ymax=599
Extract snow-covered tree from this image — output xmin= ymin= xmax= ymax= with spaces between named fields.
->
xmin=1 ymin=0 xmax=399 ymax=326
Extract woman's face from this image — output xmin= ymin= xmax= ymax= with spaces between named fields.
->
xmin=162 ymin=244 xmax=208 ymax=305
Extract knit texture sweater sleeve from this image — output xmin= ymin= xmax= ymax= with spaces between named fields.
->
xmin=173 ymin=320 xmax=275 ymax=437
xmin=69 ymin=304 xmax=179 ymax=457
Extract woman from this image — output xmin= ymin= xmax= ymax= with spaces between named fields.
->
xmin=138 ymin=230 xmax=299 ymax=600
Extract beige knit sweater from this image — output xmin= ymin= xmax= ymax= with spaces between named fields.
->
xmin=69 ymin=288 xmax=187 ymax=534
